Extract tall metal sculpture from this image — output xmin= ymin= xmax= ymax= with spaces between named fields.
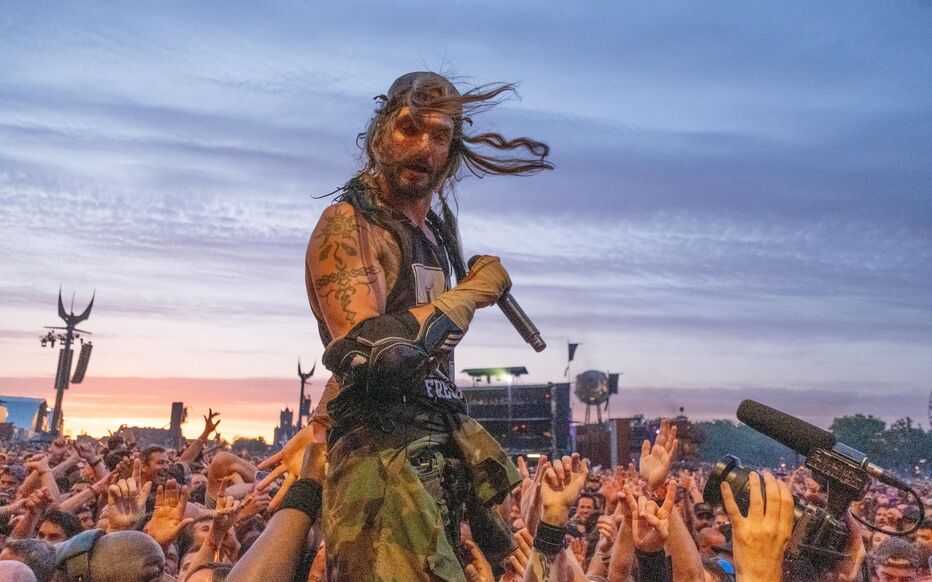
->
xmin=40 ymin=289 xmax=94 ymax=435
xmin=296 ymin=359 xmax=315 ymax=429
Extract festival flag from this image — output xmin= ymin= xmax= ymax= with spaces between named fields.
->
xmin=608 ymin=372 xmax=620 ymax=394
xmin=564 ymin=342 xmax=580 ymax=376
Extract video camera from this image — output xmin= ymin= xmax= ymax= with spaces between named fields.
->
xmin=703 ymin=400 xmax=925 ymax=574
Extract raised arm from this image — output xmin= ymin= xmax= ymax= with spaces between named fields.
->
xmin=207 ymin=452 xmax=257 ymax=504
xmin=178 ymin=409 xmax=221 ymax=469
xmin=227 ymin=443 xmax=327 ymax=582
xmin=524 ymin=453 xmax=590 ymax=582
xmin=607 ymin=493 xmax=635 ymax=582
xmin=666 ymin=495 xmax=705 ymax=582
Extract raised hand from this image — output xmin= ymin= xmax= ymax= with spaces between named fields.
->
xmin=257 ymin=417 xmax=327 ymax=510
xmin=209 ymin=493 xmax=242 ymax=560
xmin=49 ymin=437 xmax=70 ymax=462
xmin=520 ymin=455 xmax=548 ymax=534
xmin=834 ymin=513 xmax=867 ymax=582
xmin=72 ymin=440 xmax=97 ymax=463
xmin=113 ymin=456 xmax=134 ymax=480
xmin=595 ymin=514 xmax=618 ymax=554
xmin=237 ymin=489 xmax=271 ymax=522
xmin=625 ymin=480 xmax=676 ymax=553
xmin=94 ymin=470 xmax=119 ymax=496
xmin=26 ymin=487 xmax=54 ymax=513
xmin=462 ymin=539 xmax=495 ymax=582
xmin=107 ymin=468 xmax=153 ymax=532
xmin=599 ymin=465 xmax=626 ymax=513
xmin=502 ymin=527 xmax=532 ymax=582
xmin=25 ymin=455 xmax=52 ymax=475
xmin=145 ymin=478 xmax=194 ymax=548
xmin=202 ymin=408 xmax=221 ymax=438
xmin=721 ymin=471 xmax=794 ymax=582
xmin=639 ymin=419 xmax=678 ymax=490
xmin=540 ymin=453 xmax=590 ymax=527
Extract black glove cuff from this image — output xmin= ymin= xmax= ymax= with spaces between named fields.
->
xmin=533 ymin=520 xmax=566 ymax=556
xmin=278 ymin=478 xmax=323 ymax=520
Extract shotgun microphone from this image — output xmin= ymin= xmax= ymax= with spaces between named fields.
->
xmin=737 ymin=399 xmax=836 ymax=456
xmin=737 ymin=399 xmax=911 ymax=489
xmin=468 ymin=255 xmax=546 ymax=352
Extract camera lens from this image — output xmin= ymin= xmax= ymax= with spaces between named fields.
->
xmin=703 ymin=454 xmax=761 ymax=515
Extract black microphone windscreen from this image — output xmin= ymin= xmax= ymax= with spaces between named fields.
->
xmin=736 ymin=400 xmax=836 ymax=456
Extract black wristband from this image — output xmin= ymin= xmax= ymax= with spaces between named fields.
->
xmin=278 ymin=478 xmax=323 ymax=520
xmin=634 ymin=547 xmax=665 ymax=558
xmin=533 ymin=520 xmax=566 ymax=556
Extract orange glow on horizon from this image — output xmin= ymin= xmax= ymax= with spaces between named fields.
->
xmin=0 ymin=376 xmax=326 ymax=442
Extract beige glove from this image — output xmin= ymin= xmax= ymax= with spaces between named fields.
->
xmin=431 ymin=255 xmax=511 ymax=331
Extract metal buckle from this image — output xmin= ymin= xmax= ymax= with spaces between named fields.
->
xmin=378 ymin=417 xmax=396 ymax=433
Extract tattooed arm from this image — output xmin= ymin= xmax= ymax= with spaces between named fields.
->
xmin=309 ymin=202 xmax=510 ymax=390
xmin=524 ymin=551 xmax=557 ymax=582
xmin=307 ymin=202 xmax=391 ymax=339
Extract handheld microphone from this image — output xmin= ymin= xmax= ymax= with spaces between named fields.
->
xmin=468 ymin=255 xmax=546 ymax=352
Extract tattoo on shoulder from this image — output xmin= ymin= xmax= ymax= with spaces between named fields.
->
xmin=315 ymin=206 xmax=358 ymax=263
xmin=314 ymin=205 xmax=380 ymax=324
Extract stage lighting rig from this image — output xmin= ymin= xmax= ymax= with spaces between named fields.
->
xmin=38 ymin=288 xmax=95 ymax=436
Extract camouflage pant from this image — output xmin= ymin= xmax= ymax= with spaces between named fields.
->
xmin=322 ymin=425 xmax=467 ymax=582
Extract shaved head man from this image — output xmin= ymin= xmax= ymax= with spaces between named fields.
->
xmin=0 ymin=560 xmax=38 ymax=582
xmin=54 ymin=530 xmax=168 ymax=582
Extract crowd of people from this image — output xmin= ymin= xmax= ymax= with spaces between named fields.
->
xmin=0 ymin=412 xmax=928 ymax=581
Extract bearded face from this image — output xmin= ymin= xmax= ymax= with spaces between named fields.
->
xmin=375 ymin=106 xmax=454 ymax=201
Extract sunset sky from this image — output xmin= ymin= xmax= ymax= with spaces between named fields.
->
xmin=1 ymin=2 xmax=930 ymax=441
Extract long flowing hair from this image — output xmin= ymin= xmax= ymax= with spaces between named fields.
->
xmin=357 ymin=75 xmax=553 ymax=198
xmin=338 ymin=74 xmax=553 ymax=277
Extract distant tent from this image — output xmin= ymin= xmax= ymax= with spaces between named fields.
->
xmin=0 ymin=396 xmax=49 ymax=439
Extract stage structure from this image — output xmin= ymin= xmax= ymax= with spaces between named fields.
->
xmin=297 ymin=359 xmax=315 ymax=429
xmin=39 ymin=289 xmax=94 ymax=436
xmin=460 ymin=370 xmax=571 ymax=458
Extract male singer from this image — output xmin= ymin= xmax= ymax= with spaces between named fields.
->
xmin=305 ymin=72 xmax=552 ymax=580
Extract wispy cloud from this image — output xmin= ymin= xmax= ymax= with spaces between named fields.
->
xmin=1 ymin=1 xmax=930 ymax=432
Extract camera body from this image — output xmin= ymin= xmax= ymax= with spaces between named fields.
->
xmin=704 ymin=454 xmax=859 ymax=571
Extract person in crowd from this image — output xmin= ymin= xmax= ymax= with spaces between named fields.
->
xmin=52 ymin=530 xmax=169 ymax=582
xmin=872 ymin=536 xmax=923 ymax=582
xmin=0 ymin=538 xmax=55 ymax=582
xmin=693 ymin=501 xmax=716 ymax=531
xmin=697 ymin=526 xmax=727 ymax=559
xmin=37 ymin=510 xmax=81 ymax=543
xmin=0 ymin=560 xmax=38 ymax=582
